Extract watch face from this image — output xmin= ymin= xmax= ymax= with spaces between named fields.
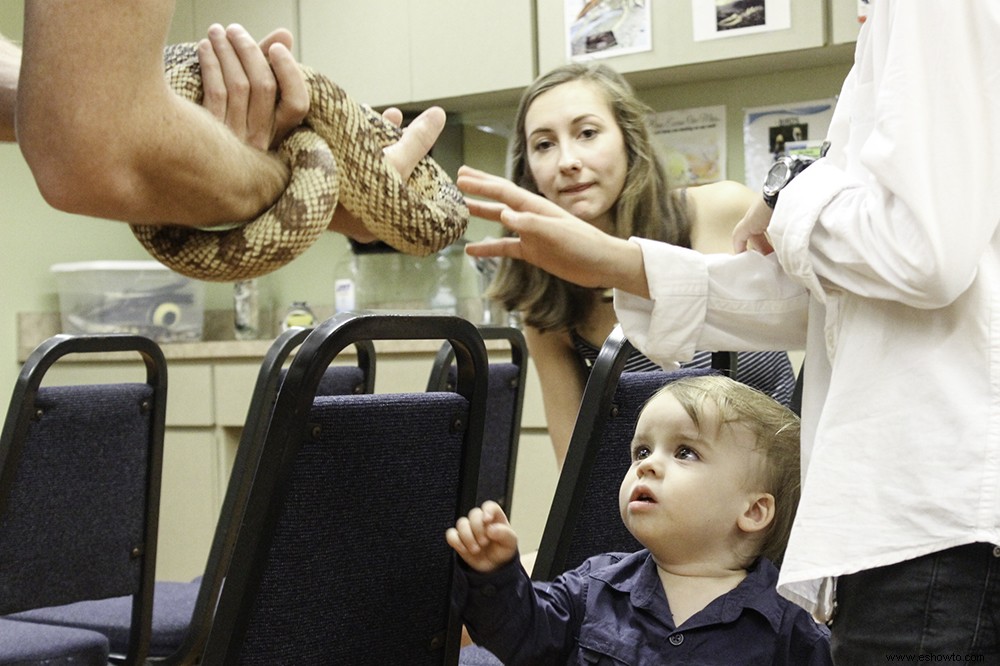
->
xmin=763 ymin=160 xmax=791 ymax=194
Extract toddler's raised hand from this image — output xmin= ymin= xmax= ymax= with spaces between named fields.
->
xmin=446 ymin=500 xmax=518 ymax=574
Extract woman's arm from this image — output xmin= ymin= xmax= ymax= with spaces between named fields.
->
xmin=685 ymin=180 xmax=758 ymax=254
xmin=524 ymin=326 xmax=589 ymax=468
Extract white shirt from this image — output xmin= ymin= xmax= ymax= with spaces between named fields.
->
xmin=615 ymin=1 xmax=1000 ymax=620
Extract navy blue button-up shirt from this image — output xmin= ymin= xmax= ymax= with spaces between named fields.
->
xmin=455 ymin=550 xmax=832 ymax=665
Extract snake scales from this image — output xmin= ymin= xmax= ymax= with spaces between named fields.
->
xmin=131 ymin=43 xmax=468 ymax=282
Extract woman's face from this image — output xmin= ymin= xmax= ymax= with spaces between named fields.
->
xmin=523 ymin=80 xmax=628 ymax=234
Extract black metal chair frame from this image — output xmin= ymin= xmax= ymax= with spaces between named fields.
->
xmin=0 ymin=334 xmax=167 ymax=665
xmin=200 ymin=312 xmax=488 ymax=664
xmin=161 ymin=326 xmax=375 ymax=664
xmin=426 ymin=325 xmax=527 ymax=516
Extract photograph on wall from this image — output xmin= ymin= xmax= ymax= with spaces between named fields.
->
xmin=648 ymin=105 xmax=727 ymax=187
xmin=692 ymin=0 xmax=791 ymax=41
xmin=742 ymin=98 xmax=835 ymax=191
xmin=565 ymin=0 xmax=652 ymax=61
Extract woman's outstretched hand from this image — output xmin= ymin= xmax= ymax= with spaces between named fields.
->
xmin=458 ymin=166 xmax=649 ymax=297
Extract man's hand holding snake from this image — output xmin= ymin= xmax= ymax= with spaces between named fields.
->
xmin=198 ymin=24 xmax=309 ymax=152
xmin=196 ymin=26 xmax=446 ymax=246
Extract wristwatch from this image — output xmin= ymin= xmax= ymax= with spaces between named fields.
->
xmin=762 ymin=155 xmax=815 ymax=209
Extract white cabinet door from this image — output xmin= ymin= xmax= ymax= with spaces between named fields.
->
xmin=410 ymin=0 xmax=535 ymax=103
xmin=192 ymin=0 xmax=299 ymax=51
xmin=301 ymin=0 xmax=534 ymax=108
xmin=300 ymin=0 xmax=413 ymax=108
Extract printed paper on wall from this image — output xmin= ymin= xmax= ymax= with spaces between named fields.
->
xmin=648 ymin=105 xmax=727 ymax=187
xmin=565 ymin=0 xmax=652 ymax=61
xmin=692 ymin=0 xmax=791 ymax=41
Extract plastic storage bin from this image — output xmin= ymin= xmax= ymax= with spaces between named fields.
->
xmin=51 ymin=261 xmax=205 ymax=342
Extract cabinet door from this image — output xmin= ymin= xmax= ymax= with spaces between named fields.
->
xmin=157 ymin=429 xmax=220 ymax=581
xmin=539 ymin=0 xmax=826 ymax=76
xmin=301 ymin=0 xmax=534 ymax=108
xmin=192 ymin=0 xmax=299 ymax=51
xmin=409 ymin=0 xmax=535 ymax=103
xmin=830 ymin=0 xmax=865 ymax=45
xmin=300 ymin=0 xmax=412 ymax=108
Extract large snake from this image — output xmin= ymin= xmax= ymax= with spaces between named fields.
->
xmin=131 ymin=43 xmax=469 ymax=282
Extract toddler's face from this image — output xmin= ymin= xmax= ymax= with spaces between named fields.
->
xmin=618 ymin=391 xmax=763 ymax=562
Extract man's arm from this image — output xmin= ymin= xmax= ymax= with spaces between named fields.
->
xmin=18 ymin=0 xmax=290 ymax=226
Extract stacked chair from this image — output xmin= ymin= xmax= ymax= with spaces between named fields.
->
xmin=0 ymin=334 xmax=168 ymax=665
xmin=196 ymin=312 xmax=488 ymax=664
xmin=6 ymin=327 xmax=375 ymax=663
xmin=426 ymin=325 xmax=528 ymax=515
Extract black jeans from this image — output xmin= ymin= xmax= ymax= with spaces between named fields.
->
xmin=831 ymin=543 xmax=1000 ymax=665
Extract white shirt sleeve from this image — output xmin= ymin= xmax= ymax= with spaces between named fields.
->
xmin=614 ymin=238 xmax=809 ymax=367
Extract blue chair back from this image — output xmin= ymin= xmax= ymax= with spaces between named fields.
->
xmin=0 ymin=334 xmax=166 ymax=665
xmin=201 ymin=313 xmax=488 ymax=665
xmin=427 ymin=326 xmax=526 ymax=515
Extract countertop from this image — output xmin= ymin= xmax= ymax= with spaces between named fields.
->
xmin=17 ymin=310 xmax=490 ymax=362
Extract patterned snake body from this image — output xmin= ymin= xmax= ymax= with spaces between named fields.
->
xmin=131 ymin=43 xmax=468 ymax=282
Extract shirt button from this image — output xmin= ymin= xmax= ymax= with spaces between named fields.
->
xmin=480 ymin=584 xmax=497 ymax=597
xmin=992 ymin=545 xmax=1000 ymax=558
xmin=669 ymin=634 xmax=684 ymax=646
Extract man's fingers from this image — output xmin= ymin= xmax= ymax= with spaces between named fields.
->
xmin=225 ymin=23 xmax=276 ymax=151
xmin=257 ymin=27 xmax=294 ymax=54
xmin=197 ymin=28 xmax=227 ymax=123
xmin=266 ymin=42 xmax=309 ymax=147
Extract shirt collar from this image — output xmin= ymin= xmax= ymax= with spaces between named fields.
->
xmin=590 ymin=551 xmax=786 ymax=633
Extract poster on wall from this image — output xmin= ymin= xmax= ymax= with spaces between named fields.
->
xmin=648 ymin=105 xmax=727 ymax=187
xmin=692 ymin=0 xmax=791 ymax=41
xmin=565 ymin=0 xmax=652 ymax=61
xmin=742 ymin=98 xmax=835 ymax=191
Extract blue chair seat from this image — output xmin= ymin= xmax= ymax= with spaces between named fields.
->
xmin=459 ymin=645 xmax=504 ymax=665
xmin=0 ymin=618 xmax=110 ymax=665
xmin=8 ymin=579 xmax=199 ymax=657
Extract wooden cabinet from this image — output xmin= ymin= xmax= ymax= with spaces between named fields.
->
xmin=157 ymin=430 xmax=220 ymax=581
xmin=299 ymin=0 xmax=535 ymax=108
xmin=298 ymin=1 xmax=411 ymax=108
